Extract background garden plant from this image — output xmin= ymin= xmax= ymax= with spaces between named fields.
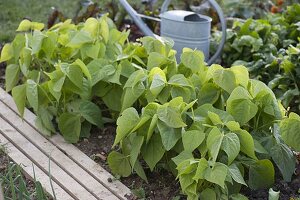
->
xmin=213 ymin=3 xmax=300 ymax=113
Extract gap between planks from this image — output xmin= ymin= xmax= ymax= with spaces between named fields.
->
xmin=0 ymin=114 xmax=113 ymax=200
xmin=0 ymin=87 xmax=132 ymax=200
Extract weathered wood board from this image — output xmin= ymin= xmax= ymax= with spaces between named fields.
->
xmin=0 ymin=88 xmax=132 ymax=200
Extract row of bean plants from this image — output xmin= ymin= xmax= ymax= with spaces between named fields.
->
xmin=1 ymin=15 xmax=300 ymax=199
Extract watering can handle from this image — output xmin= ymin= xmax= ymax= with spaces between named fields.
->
xmin=161 ymin=0 xmax=226 ymax=65
xmin=119 ymin=0 xmax=226 ymax=65
xmin=119 ymin=0 xmax=156 ymax=37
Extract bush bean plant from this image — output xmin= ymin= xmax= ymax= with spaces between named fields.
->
xmin=2 ymin=16 xmax=300 ymax=199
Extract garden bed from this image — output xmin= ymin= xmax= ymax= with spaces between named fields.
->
xmin=0 ymin=87 xmax=132 ymax=200
xmin=1 ymin=5 xmax=300 ymax=199
xmin=1 ymin=60 xmax=299 ymax=199
xmin=0 ymin=110 xmax=300 ymax=200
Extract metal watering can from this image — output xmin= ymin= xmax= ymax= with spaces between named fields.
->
xmin=118 ymin=0 xmax=226 ymax=65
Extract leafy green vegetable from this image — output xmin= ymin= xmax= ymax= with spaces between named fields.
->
xmin=222 ymin=133 xmax=240 ymax=165
xmin=108 ymin=52 xmax=293 ymax=199
xmin=3 ymin=16 xmax=134 ymax=142
xmin=114 ymin=107 xmax=140 ymax=146
xmin=107 ymin=151 xmax=131 ymax=177
xmin=280 ymin=112 xmax=300 ymax=151
xmin=79 ymin=100 xmax=103 ymax=128
xmin=248 ymin=160 xmax=275 ymax=190
xmin=58 ymin=113 xmax=81 ymax=143
xmin=5 ymin=64 xmax=20 ymax=91
xmin=16 ymin=19 xmax=44 ymax=31
xmin=141 ymin=133 xmax=165 ymax=171
xmin=12 ymin=84 xmax=26 ymax=117
xmin=268 ymin=188 xmax=280 ymax=200
xmin=270 ymin=143 xmax=296 ymax=181
xmin=182 ymin=130 xmax=205 ymax=152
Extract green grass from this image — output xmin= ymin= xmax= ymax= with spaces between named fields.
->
xmin=0 ymin=0 xmax=143 ymax=43
xmin=0 ymin=0 xmax=180 ymax=43
xmin=0 ymin=0 xmax=81 ymax=43
xmin=0 ymin=162 xmax=50 ymax=200
xmin=0 ymin=144 xmax=54 ymax=199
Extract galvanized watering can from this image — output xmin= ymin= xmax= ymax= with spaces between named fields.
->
xmin=118 ymin=0 xmax=226 ymax=65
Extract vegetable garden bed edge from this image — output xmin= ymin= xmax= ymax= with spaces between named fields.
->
xmin=0 ymin=87 xmax=133 ymax=200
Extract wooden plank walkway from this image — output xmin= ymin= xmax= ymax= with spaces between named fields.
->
xmin=0 ymin=88 xmax=132 ymax=200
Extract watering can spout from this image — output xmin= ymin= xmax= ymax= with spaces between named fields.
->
xmin=119 ymin=0 xmax=226 ymax=65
